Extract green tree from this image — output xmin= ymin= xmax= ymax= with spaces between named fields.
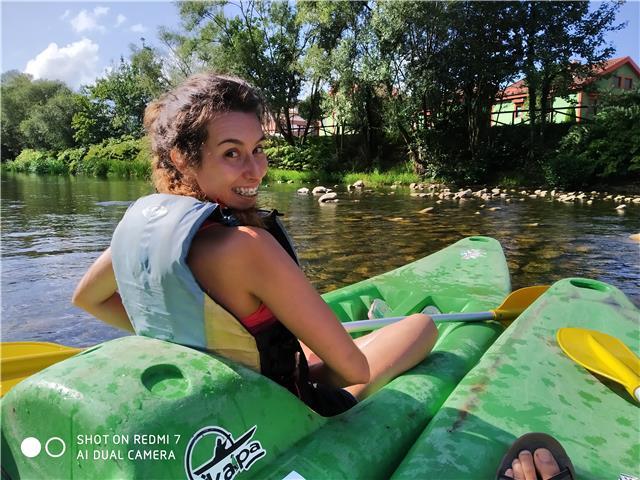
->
xmin=163 ymin=0 xmax=323 ymax=145
xmin=19 ymin=89 xmax=81 ymax=151
xmin=513 ymin=1 xmax=622 ymax=155
xmin=1 ymin=71 xmax=79 ymax=159
xmin=72 ymin=56 xmax=159 ymax=146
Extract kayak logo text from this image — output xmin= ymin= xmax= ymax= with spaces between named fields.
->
xmin=184 ymin=425 xmax=266 ymax=480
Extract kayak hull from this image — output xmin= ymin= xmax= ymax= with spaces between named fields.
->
xmin=390 ymin=278 xmax=640 ymax=479
xmin=1 ymin=236 xmax=511 ymax=479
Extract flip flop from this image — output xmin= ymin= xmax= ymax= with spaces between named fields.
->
xmin=496 ymin=432 xmax=576 ymax=480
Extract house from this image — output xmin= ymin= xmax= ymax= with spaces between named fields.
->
xmin=491 ymin=56 xmax=640 ymax=126
xmin=264 ymin=108 xmax=317 ymax=137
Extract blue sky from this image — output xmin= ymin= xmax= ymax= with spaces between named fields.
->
xmin=1 ymin=1 xmax=639 ymax=90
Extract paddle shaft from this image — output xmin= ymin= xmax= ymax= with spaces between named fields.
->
xmin=344 ymin=311 xmax=495 ymax=333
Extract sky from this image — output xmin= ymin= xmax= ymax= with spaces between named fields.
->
xmin=1 ymin=1 xmax=639 ymax=91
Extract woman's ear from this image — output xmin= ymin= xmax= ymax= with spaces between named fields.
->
xmin=170 ymin=148 xmax=191 ymax=177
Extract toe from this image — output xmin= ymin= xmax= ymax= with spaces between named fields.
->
xmin=534 ymin=448 xmax=561 ymax=480
xmin=517 ymin=450 xmax=537 ymax=480
xmin=503 ymin=468 xmax=514 ymax=479
xmin=511 ymin=458 xmax=525 ymax=480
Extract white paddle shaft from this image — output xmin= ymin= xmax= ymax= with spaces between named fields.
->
xmin=344 ymin=311 xmax=496 ymax=333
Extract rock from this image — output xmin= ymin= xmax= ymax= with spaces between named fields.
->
xmin=419 ymin=207 xmax=435 ymax=214
xmin=587 ymin=200 xmax=593 ymax=205
xmin=390 ymin=184 xmax=398 ymax=190
xmin=474 ymin=211 xmax=480 ymax=215
xmin=500 ymin=193 xmax=508 ymax=198
xmin=347 ymin=184 xmax=356 ymax=192
xmin=312 ymin=186 xmax=327 ymax=194
xmin=520 ymin=190 xmax=528 ymax=195
xmin=455 ymin=189 xmax=473 ymax=199
xmin=297 ymin=187 xmax=309 ymax=195
xmin=352 ymin=180 xmax=365 ymax=189
xmin=616 ymin=204 xmax=626 ymax=210
xmin=629 ymin=233 xmax=640 ymax=242
xmin=539 ymin=190 xmax=548 ymax=197
xmin=488 ymin=206 xmax=502 ymax=211
xmin=633 ymin=197 xmax=640 ymax=204
xmin=436 ymin=200 xmax=443 ymax=204
xmin=491 ymin=188 xmax=501 ymax=194
xmin=287 ymin=180 xmax=294 ymax=184
xmin=525 ymin=223 xmax=539 ymax=227
xmin=529 ymin=194 xmax=538 ymax=199
xmin=479 ymin=204 xmax=486 ymax=209
xmin=604 ymin=195 xmax=613 ymax=200
xmin=318 ymin=192 xmax=338 ymax=203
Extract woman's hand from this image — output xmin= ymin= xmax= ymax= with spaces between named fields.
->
xmin=72 ymin=248 xmax=134 ymax=332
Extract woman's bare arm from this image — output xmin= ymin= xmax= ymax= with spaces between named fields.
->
xmin=192 ymin=227 xmax=370 ymax=387
xmin=71 ymin=248 xmax=134 ymax=332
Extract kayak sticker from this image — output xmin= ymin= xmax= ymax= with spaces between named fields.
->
xmin=460 ymin=249 xmax=486 ymax=260
xmin=184 ymin=425 xmax=266 ymax=480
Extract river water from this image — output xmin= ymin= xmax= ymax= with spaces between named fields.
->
xmin=2 ymin=172 xmax=639 ymax=347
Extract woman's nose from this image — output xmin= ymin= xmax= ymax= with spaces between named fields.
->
xmin=245 ymin=153 xmax=267 ymax=179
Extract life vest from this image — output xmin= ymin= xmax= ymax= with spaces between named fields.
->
xmin=111 ymin=193 xmax=309 ymax=395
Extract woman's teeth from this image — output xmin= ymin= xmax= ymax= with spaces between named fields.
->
xmin=233 ymin=187 xmax=258 ymax=197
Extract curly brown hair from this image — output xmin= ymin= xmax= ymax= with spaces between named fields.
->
xmin=144 ymin=73 xmax=267 ymax=202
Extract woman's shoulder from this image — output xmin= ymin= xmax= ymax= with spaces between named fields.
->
xmin=189 ymin=224 xmax=280 ymax=266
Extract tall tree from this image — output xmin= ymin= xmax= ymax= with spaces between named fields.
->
xmin=1 ymin=72 xmax=79 ymax=158
xmin=513 ymin=1 xmax=622 ymax=154
xmin=164 ymin=0 xmax=314 ymax=144
xmin=72 ymin=56 xmax=160 ymax=145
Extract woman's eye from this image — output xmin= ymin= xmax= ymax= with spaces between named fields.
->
xmin=225 ymin=150 xmax=240 ymax=159
xmin=254 ymin=146 xmax=264 ymax=154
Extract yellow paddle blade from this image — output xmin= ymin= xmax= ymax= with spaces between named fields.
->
xmin=493 ymin=285 xmax=549 ymax=324
xmin=557 ymin=328 xmax=640 ymax=403
xmin=0 ymin=341 xmax=82 ymax=397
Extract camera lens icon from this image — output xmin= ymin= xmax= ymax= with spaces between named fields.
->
xmin=20 ymin=437 xmax=66 ymax=458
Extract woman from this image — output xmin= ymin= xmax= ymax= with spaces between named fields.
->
xmin=72 ymin=73 xmax=438 ymax=417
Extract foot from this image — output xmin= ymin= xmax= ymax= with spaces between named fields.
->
xmin=503 ymin=448 xmax=561 ymax=480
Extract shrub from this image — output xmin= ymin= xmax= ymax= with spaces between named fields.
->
xmin=545 ymin=88 xmax=640 ymax=188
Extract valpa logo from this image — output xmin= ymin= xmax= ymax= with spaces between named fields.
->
xmin=184 ymin=425 xmax=266 ymax=480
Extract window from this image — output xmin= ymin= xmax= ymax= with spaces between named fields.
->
xmin=514 ymin=105 xmax=522 ymax=118
xmin=623 ymin=78 xmax=633 ymax=90
xmin=611 ymin=75 xmax=622 ymax=88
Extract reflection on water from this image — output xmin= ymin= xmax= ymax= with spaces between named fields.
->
xmin=2 ymin=172 xmax=639 ymax=347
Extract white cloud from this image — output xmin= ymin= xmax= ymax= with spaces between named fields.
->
xmin=60 ymin=9 xmax=71 ymax=20
xmin=93 ymin=6 xmax=109 ymax=16
xmin=130 ymin=23 xmax=147 ymax=33
xmin=70 ymin=6 xmax=109 ymax=33
xmin=115 ymin=14 xmax=127 ymax=28
xmin=24 ymin=38 xmax=100 ymax=89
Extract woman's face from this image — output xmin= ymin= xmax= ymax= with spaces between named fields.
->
xmin=196 ymin=111 xmax=268 ymax=209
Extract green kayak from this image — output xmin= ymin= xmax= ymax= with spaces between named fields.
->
xmin=1 ymin=236 xmax=510 ymax=479
xmin=391 ymin=277 xmax=640 ymax=480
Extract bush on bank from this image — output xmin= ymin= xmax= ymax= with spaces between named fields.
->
xmin=4 ymin=137 xmax=152 ymax=178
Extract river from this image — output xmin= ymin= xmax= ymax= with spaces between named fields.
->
xmin=1 ymin=172 xmax=638 ymax=347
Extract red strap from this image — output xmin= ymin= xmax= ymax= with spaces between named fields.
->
xmin=242 ymin=303 xmax=276 ymax=330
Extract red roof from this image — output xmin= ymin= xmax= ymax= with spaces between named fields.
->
xmin=499 ymin=56 xmax=640 ymax=100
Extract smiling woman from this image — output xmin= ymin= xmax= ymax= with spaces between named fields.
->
xmin=71 ymin=72 xmax=438 ymax=417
